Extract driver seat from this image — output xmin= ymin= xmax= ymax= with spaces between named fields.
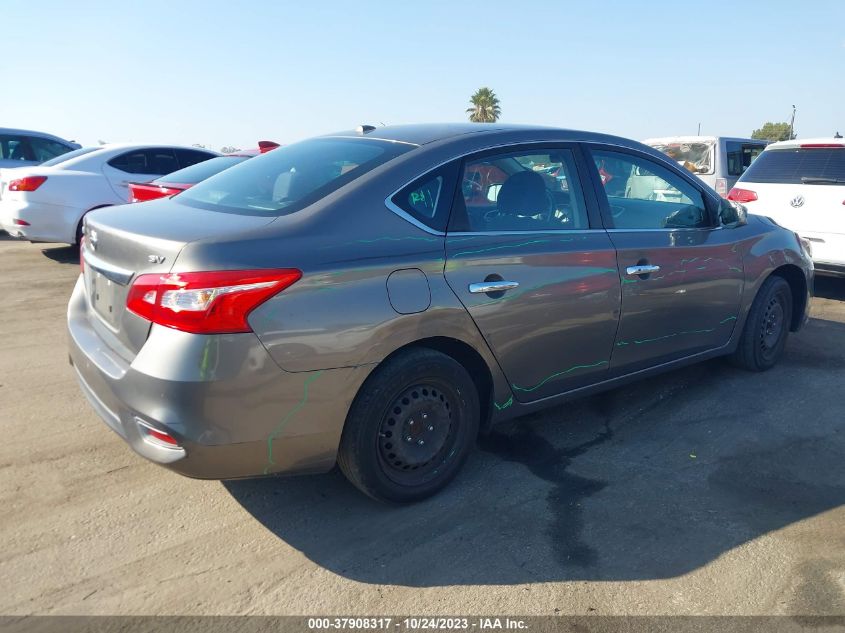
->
xmin=488 ymin=170 xmax=547 ymax=231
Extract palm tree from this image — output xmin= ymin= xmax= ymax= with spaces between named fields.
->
xmin=466 ymin=87 xmax=501 ymax=123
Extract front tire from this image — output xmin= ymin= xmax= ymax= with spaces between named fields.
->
xmin=337 ymin=348 xmax=480 ymax=503
xmin=731 ymin=276 xmax=792 ymax=371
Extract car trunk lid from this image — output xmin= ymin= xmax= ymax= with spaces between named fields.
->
xmin=81 ymin=198 xmax=278 ymax=359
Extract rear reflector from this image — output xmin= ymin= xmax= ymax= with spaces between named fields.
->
xmin=8 ymin=176 xmax=47 ymax=192
xmin=126 ymin=269 xmax=302 ymax=334
xmin=134 ymin=417 xmax=181 ymax=448
xmin=727 ymin=187 xmax=758 ymax=203
xmin=12 ymin=218 xmax=30 ymax=226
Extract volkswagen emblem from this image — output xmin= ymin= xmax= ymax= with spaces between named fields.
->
xmin=790 ymin=195 xmax=805 ymax=208
xmin=88 ymin=229 xmax=98 ymax=250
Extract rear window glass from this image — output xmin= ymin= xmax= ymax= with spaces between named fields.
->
xmin=740 ymin=148 xmax=845 ymax=184
xmin=154 ymin=155 xmax=248 ymax=186
xmin=40 ymin=146 xmax=102 ymax=167
xmin=178 ymin=138 xmax=412 ymax=216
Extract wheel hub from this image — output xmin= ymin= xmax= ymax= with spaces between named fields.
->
xmin=379 ymin=385 xmax=452 ymax=471
xmin=760 ymin=298 xmax=784 ymax=350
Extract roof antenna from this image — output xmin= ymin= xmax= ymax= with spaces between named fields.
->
xmin=835 ymin=131 xmax=843 ymax=139
xmin=356 ymin=125 xmax=376 ymax=134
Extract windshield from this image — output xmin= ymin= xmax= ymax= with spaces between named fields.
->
xmin=740 ymin=148 xmax=845 ymax=184
xmin=155 ymin=155 xmax=249 ymax=186
xmin=646 ymin=140 xmax=715 ymax=175
xmin=177 ymin=137 xmax=412 ymax=215
xmin=40 ymin=146 xmax=103 ymax=167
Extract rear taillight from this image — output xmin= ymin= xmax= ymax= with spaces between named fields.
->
xmin=129 ymin=184 xmax=184 ymax=203
xmin=727 ymin=187 xmax=758 ymax=203
xmin=126 ymin=269 xmax=301 ymax=334
xmin=8 ymin=176 xmax=47 ymax=192
xmin=12 ymin=218 xmax=30 ymax=226
xmin=715 ymin=178 xmax=728 ymax=198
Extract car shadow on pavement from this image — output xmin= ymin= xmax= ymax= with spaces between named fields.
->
xmin=227 ymin=317 xmax=845 ymax=587
xmin=40 ymin=244 xmax=80 ymax=265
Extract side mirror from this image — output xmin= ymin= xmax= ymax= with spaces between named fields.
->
xmin=719 ymin=199 xmax=748 ymax=228
xmin=486 ymin=183 xmax=502 ymax=202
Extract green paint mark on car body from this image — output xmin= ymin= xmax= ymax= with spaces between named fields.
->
xmin=494 ymin=395 xmax=514 ymax=411
xmin=512 ymin=360 xmax=609 ymax=393
xmin=452 ymin=239 xmax=552 ymax=258
xmin=263 ymin=371 xmax=324 ymax=475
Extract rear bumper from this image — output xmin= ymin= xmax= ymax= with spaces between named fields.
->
xmin=0 ymin=198 xmax=81 ymax=244
xmin=67 ymin=276 xmax=373 ymax=479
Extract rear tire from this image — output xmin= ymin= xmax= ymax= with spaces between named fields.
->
xmin=731 ymin=276 xmax=792 ymax=372
xmin=337 ymin=348 xmax=480 ymax=503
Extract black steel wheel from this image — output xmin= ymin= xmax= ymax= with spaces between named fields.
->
xmin=731 ymin=275 xmax=792 ymax=372
xmin=338 ymin=348 xmax=480 ymax=502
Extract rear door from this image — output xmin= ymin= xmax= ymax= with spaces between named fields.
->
xmin=584 ymin=146 xmax=744 ymax=374
xmin=734 ymin=145 xmax=845 ymax=265
xmin=443 ymin=145 xmax=620 ymax=403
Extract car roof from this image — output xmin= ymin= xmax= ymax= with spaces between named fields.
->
xmin=324 ymin=122 xmax=657 ymax=153
xmin=0 ymin=127 xmax=76 ymax=142
xmin=94 ymin=142 xmax=220 ymax=152
xmin=643 ymin=135 xmax=766 ymax=144
xmin=325 ymin=123 xmax=567 ymax=146
xmin=764 ymin=137 xmax=845 ymax=150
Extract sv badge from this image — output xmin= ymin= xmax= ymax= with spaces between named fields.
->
xmin=147 ymin=254 xmax=166 ymax=264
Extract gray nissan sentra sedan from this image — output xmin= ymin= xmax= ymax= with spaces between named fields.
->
xmin=68 ymin=123 xmax=813 ymax=502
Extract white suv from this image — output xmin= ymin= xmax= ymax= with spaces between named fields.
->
xmin=729 ymin=138 xmax=845 ymax=277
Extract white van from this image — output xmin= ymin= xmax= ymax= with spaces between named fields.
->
xmin=643 ymin=136 xmax=768 ymax=197
xmin=728 ymin=138 xmax=845 ymax=277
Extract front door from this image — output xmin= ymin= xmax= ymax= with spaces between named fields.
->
xmin=444 ymin=146 xmax=620 ymax=403
xmin=586 ymin=147 xmax=744 ymax=374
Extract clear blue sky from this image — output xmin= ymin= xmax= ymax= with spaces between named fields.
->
xmin=3 ymin=0 xmax=843 ymax=150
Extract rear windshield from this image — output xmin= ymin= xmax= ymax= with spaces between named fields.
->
xmin=646 ymin=140 xmax=715 ymax=175
xmin=154 ymin=155 xmax=249 ymax=186
xmin=740 ymin=148 xmax=845 ymax=184
xmin=177 ymin=137 xmax=412 ymax=215
xmin=40 ymin=146 xmax=102 ymax=167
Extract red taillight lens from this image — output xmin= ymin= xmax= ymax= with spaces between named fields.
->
xmin=12 ymin=218 xmax=31 ymax=226
xmin=129 ymin=184 xmax=184 ymax=203
xmin=126 ymin=269 xmax=301 ymax=334
xmin=8 ymin=176 xmax=47 ymax=192
xmin=715 ymin=178 xmax=728 ymax=198
xmin=727 ymin=187 xmax=758 ymax=203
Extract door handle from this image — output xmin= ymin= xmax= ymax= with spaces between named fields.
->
xmin=469 ymin=281 xmax=519 ymax=294
xmin=625 ymin=265 xmax=661 ymax=276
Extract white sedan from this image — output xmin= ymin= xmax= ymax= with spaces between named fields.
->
xmin=0 ymin=143 xmax=218 ymax=245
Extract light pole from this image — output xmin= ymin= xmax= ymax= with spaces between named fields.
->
xmin=788 ymin=105 xmax=796 ymax=140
